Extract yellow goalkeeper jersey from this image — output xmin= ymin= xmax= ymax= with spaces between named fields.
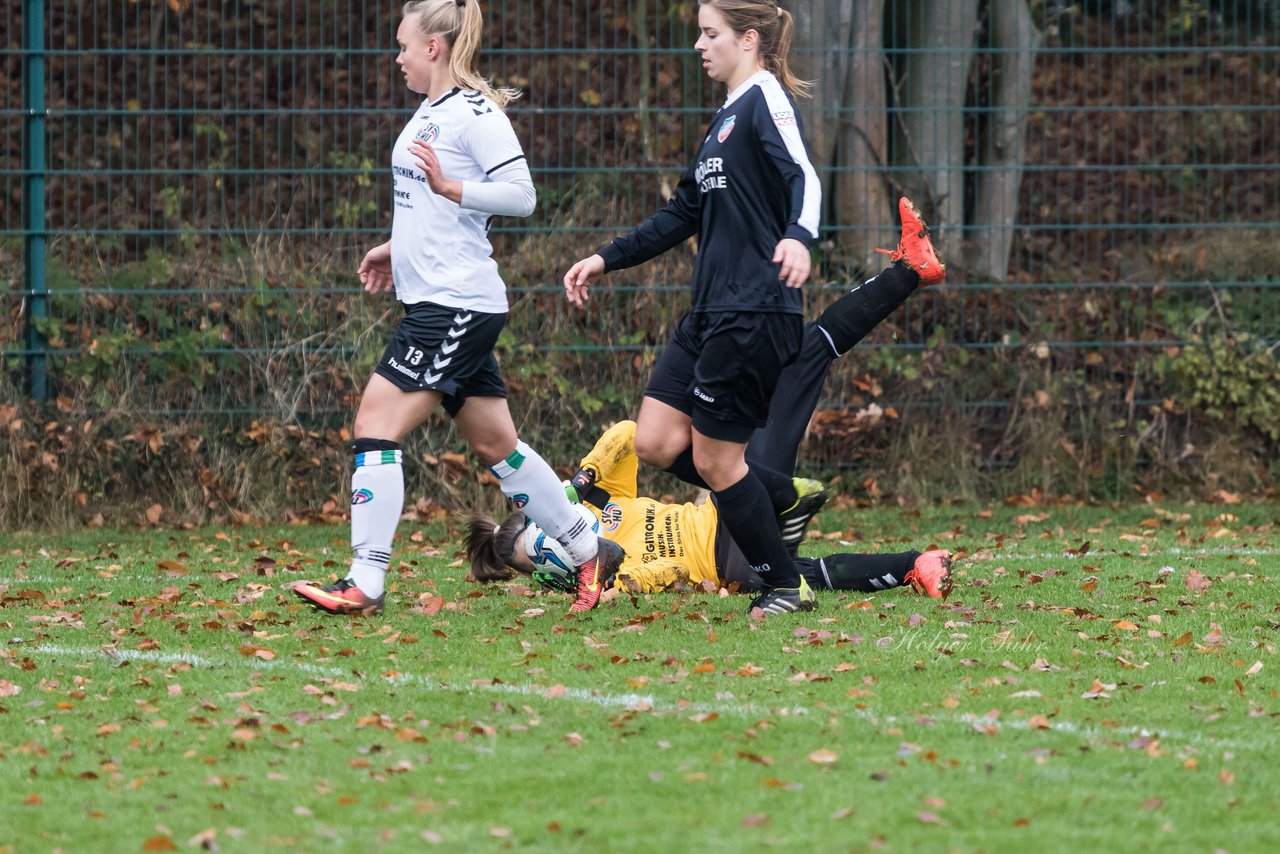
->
xmin=576 ymin=421 xmax=721 ymax=592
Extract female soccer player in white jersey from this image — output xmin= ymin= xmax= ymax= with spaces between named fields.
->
xmin=294 ymin=0 xmax=622 ymax=617
xmin=563 ymin=0 xmax=824 ymax=619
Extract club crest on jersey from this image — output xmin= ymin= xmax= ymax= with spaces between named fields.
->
xmin=600 ymin=502 xmax=623 ymax=531
xmin=717 ymin=114 xmax=736 ymax=143
xmin=416 ymin=122 xmax=440 ymax=144
xmin=510 ymin=493 xmax=529 ymax=509
xmin=352 ymin=488 xmax=374 ymax=505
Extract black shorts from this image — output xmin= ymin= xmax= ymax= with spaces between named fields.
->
xmin=645 ymin=310 xmax=803 ymax=442
xmin=374 ymin=301 xmax=507 ymax=417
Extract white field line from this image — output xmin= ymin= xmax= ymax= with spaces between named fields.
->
xmin=962 ymin=547 xmax=1280 ymax=561
xmin=25 ymin=643 xmax=1269 ymax=752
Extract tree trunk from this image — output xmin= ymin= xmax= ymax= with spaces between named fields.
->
xmin=895 ymin=0 xmax=979 ymax=242
xmin=971 ymin=0 xmax=1040 ymax=282
xmin=793 ymin=0 xmax=891 ymax=271
xmin=839 ymin=0 xmax=893 ymax=270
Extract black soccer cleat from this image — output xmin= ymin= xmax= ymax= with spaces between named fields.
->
xmin=748 ymin=577 xmax=818 ymax=618
xmin=777 ymin=478 xmax=830 ymax=557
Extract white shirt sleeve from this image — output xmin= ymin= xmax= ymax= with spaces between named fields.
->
xmin=758 ymin=80 xmax=821 ymax=242
xmin=458 ymin=106 xmax=537 ymax=217
xmin=460 ymin=159 xmax=536 ymax=216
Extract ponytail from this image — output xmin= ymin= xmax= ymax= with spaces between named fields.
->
xmin=402 ymin=0 xmax=521 ymax=107
xmin=463 ymin=511 xmax=527 ymax=582
xmin=771 ymin=8 xmax=811 ymax=98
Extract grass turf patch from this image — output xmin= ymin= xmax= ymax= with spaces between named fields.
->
xmin=2 ymin=502 xmax=1278 ymax=852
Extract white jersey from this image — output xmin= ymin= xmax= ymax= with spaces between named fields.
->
xmin=389 ymin=89 xmax=528 ymax=312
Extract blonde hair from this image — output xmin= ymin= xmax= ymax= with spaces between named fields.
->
xmin=402 ymin=0 xmax=520 ymax=107
xmin=700 ymin=0 xmax=812 ymax=99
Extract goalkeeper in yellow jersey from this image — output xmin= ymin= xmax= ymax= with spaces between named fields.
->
xmin=466 ymin=240 xmax=952 ymax=600
xmin=467 ymin=419 xmax=950 ymax=598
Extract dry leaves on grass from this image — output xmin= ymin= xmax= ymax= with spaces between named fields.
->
xmin=1185 ymin=570 xmax=1212 ymax=594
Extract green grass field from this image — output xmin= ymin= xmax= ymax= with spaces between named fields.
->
xmin=2 ymin=502 xmax=1278 ymax=853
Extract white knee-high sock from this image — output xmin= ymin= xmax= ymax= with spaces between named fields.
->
xmin=489 ymin=440 xmax=598 ymax=565
xmin=348 ymin=440 xmax=404 ymax=599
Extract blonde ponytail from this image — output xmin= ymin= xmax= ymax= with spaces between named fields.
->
xmin=402 ymin=0 xmax=520 ymax=107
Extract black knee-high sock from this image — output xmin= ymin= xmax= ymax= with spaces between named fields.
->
xmin=664 ymin=447 xmax=710 ymax=489
xmin=713 ymin=474 xmax=800 ymax=588
xmin=750 ymin=460 xmax=798 ymax=513
xmin=797 ymin=552 xmax=919 ymax=591
xmin=817 ymin=262 xmax=919 ymax=356
xmin=668 ymin=447 xmax=796 ymax=513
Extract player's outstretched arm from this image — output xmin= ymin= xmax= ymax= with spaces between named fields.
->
xmin=612 ymin=557 xmax=691 ymax=594
xmin=574 ymin=420 xmax=641 ymax=500
xmin=564 ymin=253 xmax=606 ymax=306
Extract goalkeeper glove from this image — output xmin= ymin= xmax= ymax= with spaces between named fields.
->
xmin=563 ymin=466 xmax=598 ymax=504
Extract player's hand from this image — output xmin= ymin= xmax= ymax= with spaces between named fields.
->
xmin=564 ymin=254 xmax=606 ymax=307
xmin=358 ymin=241 xmax=394 ymax=294
xmin=773 ymin=237 xmax=811 ymax=288
xmin=408 ymin=141 xmax=462 ymax=203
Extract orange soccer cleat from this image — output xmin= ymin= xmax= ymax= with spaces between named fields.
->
xmin=903 ymin=550 xmax=954 ymax=598
xmin=876 ymin=196 xmax=946 ymax=287
xmin=292 ymin=578 xmax=385 ymax=616
xmin=569 ymin=538 xmax=625 ymax=613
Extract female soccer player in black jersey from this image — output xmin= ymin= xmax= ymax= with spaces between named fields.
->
xmin=293 ymin=0 xmax=622 ymax=617
xmin=564 ymin=0 xmax=824 ymax=619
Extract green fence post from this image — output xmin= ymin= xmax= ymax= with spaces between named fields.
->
xmin=22 ymin=0 xmax=48 ymax=403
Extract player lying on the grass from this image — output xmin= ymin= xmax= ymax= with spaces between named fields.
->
xmin=465 ymin=419 xmax=952 ymax=599
xmin=467 ymin=211 xmax=951 ymax=603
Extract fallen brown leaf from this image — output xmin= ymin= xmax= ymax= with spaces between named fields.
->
xmin=1185 ymin=570 xmax=1211 ymax=594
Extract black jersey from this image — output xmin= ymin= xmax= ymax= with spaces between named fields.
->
xmin=598 ymin=70 xmax=821 ymax=315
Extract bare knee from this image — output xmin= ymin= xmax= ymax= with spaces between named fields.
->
xmin=352 ymin=412 xmax=380 ymax=440
xmin=469 ymin=435 xmax=515 ymax=468
xmin=691 ymin=447 xmax=748 ymax=492
xmin=634 ymin=428 xmax=681 ymax=469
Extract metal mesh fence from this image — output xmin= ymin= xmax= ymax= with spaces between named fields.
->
xmin=4 ymin=0 xmax=1278 ymax=470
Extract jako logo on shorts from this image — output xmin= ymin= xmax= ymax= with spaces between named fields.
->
xmin=352 ymin=488 xmax=374 ymax=505
xmin=717 ymin=115 xmax=736 ymax=142
xmin=416 ymin=122 xmax=440 ymax=144
xmin=510 ymin=493 xmax=529 ymax=509
xmin=601 ymin=502 xmax=623 ymax=530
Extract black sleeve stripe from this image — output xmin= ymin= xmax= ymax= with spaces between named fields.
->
xmin=485 ymin=154 xmax=527 ymax=175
